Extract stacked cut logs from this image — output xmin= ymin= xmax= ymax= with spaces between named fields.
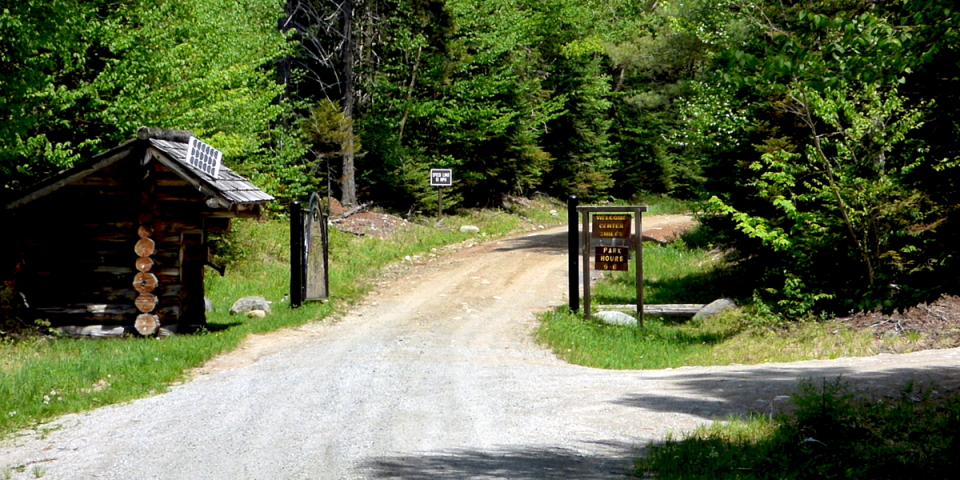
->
xmin=133 ymin=180 xmax=160 ymax=336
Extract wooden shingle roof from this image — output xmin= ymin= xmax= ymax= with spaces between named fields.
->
xmin=148 ymin=139 xmax=275 ymax=206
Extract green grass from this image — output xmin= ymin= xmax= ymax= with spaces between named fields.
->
xmin=537 ymin=235 xmax=878 ymax=370
xmin=640 ymin=379 xmax=960 ymax=479
xmin=594 ymin=242 xmax=726 ymax=306
xmin=0 ymin=200 xmax=564 ymax=438
xmin=537 ymin=308 xmax=740 ymax=369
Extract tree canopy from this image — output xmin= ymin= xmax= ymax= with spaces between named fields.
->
xmin=3 ymin=0 xmax=958 ymax=314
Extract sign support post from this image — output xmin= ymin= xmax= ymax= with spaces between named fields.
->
xmin=635 ymin=209 xmax=644 ymax=322
xmin=430 ymin=169 xmax=453 ymax=218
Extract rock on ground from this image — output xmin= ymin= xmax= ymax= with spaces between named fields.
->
xmin=595 ymin=311 xmax=638 ymax=326
xmin=693 ymin=298 xmax=737 ymax=321
xmin=229 ymin=296 xmax=271 ymax=315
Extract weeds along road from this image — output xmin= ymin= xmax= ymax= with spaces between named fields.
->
xmin=4 ymin=220 xmax=960 ymax=479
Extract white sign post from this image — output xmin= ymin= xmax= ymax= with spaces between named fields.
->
xmin=430 ymin=169 xmax=453 ymax=217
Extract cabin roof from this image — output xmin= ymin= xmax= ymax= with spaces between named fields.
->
xmin=148 ymin=138 xmax=275 ymax=206
xmin=4 ymin=128 xmax=274 ymax=211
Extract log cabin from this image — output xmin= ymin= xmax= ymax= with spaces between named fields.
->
xmin=1 ymin=127 xmax=275 ymax=337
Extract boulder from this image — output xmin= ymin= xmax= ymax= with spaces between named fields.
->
xmin=247 ymin=310 xmax=267 ymax=319
xmin=693 ymin=298 xmax=737 ymax=321
xmin=229 ymin=296 xmax=271 ymax=315
xmin=204 ymin=297 xmax=214 ymax=312
xmin=459 ymin=225 xmax=480 ymax=233
xmin=595 ymin=311 xmax=637 ymax=326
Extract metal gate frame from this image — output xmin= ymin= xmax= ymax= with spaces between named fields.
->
xmin=290 ymin=193 xmax=329 ymax=307
xmin=304 ymin=193 xmax=329 ymax=301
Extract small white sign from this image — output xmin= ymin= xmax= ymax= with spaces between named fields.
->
xmin=430 ymin=168 xmax=453 ymax=187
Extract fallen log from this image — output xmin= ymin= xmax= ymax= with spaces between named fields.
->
xmin=330 ymin=203 xmax=371 ymax=224
xmin=599 ymin=304 xmax=706 ymax=317
xmin=56 ymin=325 xmax=131 ymax=338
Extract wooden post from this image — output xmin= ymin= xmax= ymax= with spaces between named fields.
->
xmin=581 ymin=208 xmax=591 ymax=320
xmin=634 ymin=208 xmax=644 ymax=328
xmin=567 ymin=195 xmax=579 ymax=312
xmin=290 ymin=201 xmax=303 ymax=308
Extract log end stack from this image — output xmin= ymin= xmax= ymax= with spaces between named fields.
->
xmin=133 ymin=190 xmax=160 ymax=336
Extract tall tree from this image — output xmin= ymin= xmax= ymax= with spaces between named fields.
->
xmin=339 ymin=0 xmax=358 ymax=206
xmin=282 ymin=0 xmax=373 ymax=206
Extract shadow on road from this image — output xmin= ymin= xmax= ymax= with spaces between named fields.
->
xmin=613 ymin=363 xmax=960 ymax=420
xmin=492 ymin=229 xmax=569 ymax=254
xmin=363 ymin=441 xmax=638 ymax=479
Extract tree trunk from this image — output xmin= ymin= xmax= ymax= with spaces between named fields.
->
xmin=340 ymin=0 xmax=358 ymax=207
xmin=398 ymin=46 xmax=422 ymax=142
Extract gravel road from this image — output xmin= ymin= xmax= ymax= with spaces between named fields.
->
xmin=3 ymin=220 xmax=960 ymax=479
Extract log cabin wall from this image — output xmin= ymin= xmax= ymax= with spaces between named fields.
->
xmin=4 ymin=128 xmax=272 ymax=337
xmin=10 ymin=149 xmax=225 ymax=332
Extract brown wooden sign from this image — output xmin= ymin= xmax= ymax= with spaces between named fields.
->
xmin=595 ymin=246 xmax=629 ymax=271
xmin=591 ymin=214 xmax=631 ymax=239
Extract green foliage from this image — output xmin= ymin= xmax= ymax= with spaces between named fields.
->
xmin=94 ymin=0 xmax=290 ymax=143
xmin=362 ymin=0 xmax=568 ymax=206
xmin=0 ymin=0 xmax=104 ymax=191
xmin=6 ymin=0 xmax=960 ymax=313
xmin=692 ymin=0 xmax=960 ymax=314
xmin=303 ymin=100 xmax=358 ymax=150
xmin=94 ymin=0 xmax=311 ymax=204
xmin=1 ymin=0 xmax=309 ymax=204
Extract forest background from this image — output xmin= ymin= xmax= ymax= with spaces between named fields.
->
xmin=2 ymin=0 xmax=958 ymax=317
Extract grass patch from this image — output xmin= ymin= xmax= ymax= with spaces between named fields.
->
xmin=537 ymin=307 xmax=741 ymax=369
xmin=594 ymin=242 xmax=726 ymax=306
xmin=538 ymin=307 xmax=875 ymax=369
xmin=537 ymin=237 xmax=878 ymax=369
xmin=0 ymin=200 xmax=563 ymax=438
xmin=640 ymin=379 xmax=960 ymax=479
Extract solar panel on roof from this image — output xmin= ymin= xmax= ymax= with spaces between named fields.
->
xmin=186 ymin=136 xmax=222 ymax=179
